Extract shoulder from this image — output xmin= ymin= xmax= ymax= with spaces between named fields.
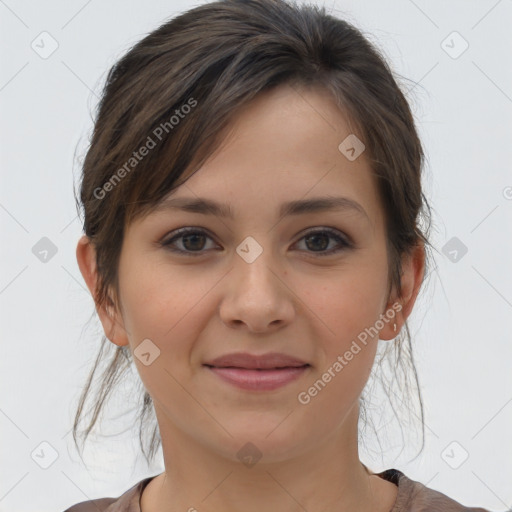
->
xmin=61 ymin=475 xmax=157 ymax=512
xmin=379 ymin=468 xmax=494 ymax=512
xmin=62 ymin=497 xmax=116 ymax=512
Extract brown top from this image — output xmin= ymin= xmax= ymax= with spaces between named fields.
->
xmin=62 ymin=468 xmax=493 ymax=512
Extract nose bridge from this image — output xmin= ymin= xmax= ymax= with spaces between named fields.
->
xmin=219 ymin=233 xmax=294 ymax=332
xmin=233 ymin=233 xmax=280 ymax=295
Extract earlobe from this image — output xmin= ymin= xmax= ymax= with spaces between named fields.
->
xmin=379 ymin=300 xmax=403 ymax=342
xmin=75 ymin=235 xmax=130 ymax=347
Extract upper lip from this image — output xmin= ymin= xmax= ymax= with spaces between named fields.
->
xmin=203 ymin=352 xmax=309 ymax=369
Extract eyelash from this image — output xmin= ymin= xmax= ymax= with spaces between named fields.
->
xmin=159 ymin=227 xmax=353 ymax=257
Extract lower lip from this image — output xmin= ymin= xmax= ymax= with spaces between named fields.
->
xmin=205 ymin=365 xmax=310 ymax=391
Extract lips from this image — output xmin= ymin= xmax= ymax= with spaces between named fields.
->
xmin=203 ymin=352 xmax=311 ymax=391
xmin=203 ymin=352 xmax=310 ymax=370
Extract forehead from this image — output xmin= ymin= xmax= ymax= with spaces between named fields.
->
xmin=144 ymin=84 xmax=383 ymax=233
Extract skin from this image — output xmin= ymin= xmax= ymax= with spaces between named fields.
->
xmin=77 ymin=83 xmax=425 ymax=512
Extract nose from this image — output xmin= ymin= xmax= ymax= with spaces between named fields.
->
xmin=218 ymin=249 xmax=295 ymax=334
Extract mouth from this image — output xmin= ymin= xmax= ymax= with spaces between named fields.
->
xmin=203 ymin=364 xmax=310 ymax=370
xmin=203 ymin=364 xmax=311 ymax=391
xmin=203 ymin=352 xmax=310 ymax=370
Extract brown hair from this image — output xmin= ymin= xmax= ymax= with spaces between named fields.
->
xmin=73 ymin=0 xmax=434 ymax=465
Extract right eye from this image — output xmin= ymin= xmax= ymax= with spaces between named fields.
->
xmin=160 ymin=227 xmax=219 ymax=256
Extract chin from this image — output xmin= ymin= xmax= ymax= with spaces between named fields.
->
xmin=208 ymin=421 xmax=312 ymax=465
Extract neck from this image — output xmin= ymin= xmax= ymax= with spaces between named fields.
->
xmin=141 ymin=403 xmax=397 ymax=512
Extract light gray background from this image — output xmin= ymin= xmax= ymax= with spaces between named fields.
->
xmin=1 ymin=1 xmax=511 ymax=511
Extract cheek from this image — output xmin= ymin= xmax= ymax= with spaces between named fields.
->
xmin=304 ymin=268 xmax=386 ymax=341
xmin=298 ymin=268 xmax=386 ymax=393
xmin=298 ymin=280 xmax=382 ymax=411
xmin=118 ymin=260 xmax=218 ymax=377
xmin=119 ymin=257 xmax=199 ymax=338
xmin=119 ymin=267 xmax=207 ymax=401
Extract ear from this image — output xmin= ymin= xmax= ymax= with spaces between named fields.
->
xmin=379 ymin=241 xmax=426 ymax=341
xmin=76 ymin=235 xmax=130 ymax=347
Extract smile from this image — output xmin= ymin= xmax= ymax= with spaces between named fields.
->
xmin=204 ymin=365 xmax=310 ymax=391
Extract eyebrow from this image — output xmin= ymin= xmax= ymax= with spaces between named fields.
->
xmin=152 ymin=195 xmax=370 ymax=223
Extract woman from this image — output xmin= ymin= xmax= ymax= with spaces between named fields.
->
xmin=65 ymin=0 xmax=492 ymax=510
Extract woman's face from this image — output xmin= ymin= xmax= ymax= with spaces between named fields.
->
xmin=79 ymin=84 xmax=421 ymax=464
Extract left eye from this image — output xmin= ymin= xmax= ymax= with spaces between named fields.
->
xmin=295 ymin=228 xmax=352 ymax=255
xmin=160 ymin=227 xmax=352 ymax=257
